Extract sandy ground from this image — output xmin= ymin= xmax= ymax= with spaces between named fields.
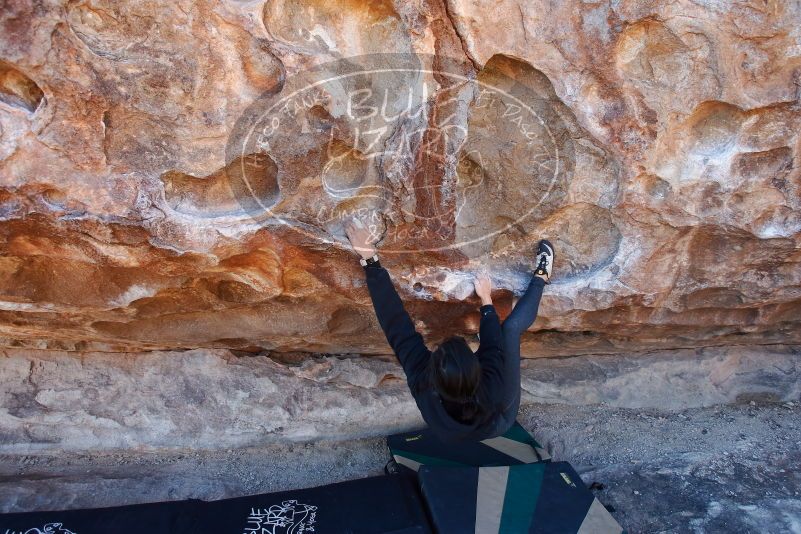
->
xmin=1 ymin=399 xmax=800 ymax=533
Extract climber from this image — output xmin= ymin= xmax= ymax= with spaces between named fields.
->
xmin=345 ymin=220 xmax=554 ymax=442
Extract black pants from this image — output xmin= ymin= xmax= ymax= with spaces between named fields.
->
xmin=493 ymin=276 xmax=546 ymax=434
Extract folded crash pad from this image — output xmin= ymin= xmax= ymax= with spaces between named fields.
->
xmin=418 ymin=462 xmax=623 ymax=534
xmin=387 ymin=420 xmax=551 ymax=475
xmin=0 ymin=474 xmax=432 ymax=534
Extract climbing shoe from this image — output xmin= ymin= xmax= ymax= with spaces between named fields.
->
xmin=534 ymin=239 xmax=554 ymax=283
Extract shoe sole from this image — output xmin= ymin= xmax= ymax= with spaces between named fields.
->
xmin=537 ymin=239 xmax=554 ymax=282
xmin=538 ymin=239 xmax=554 ymax=257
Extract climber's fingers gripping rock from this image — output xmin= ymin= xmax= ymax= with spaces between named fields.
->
xmin=474 ymin=274 xmax=493 ymax=306
xmin=346 ymin=219 xmax=379 ymax=260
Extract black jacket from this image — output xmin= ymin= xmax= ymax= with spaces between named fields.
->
xmin=364 ymin=262 xmax=508 ymax=442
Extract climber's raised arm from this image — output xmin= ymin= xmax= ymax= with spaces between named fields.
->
xmin=470 ymin=273 xmax=504 ymax=392
xmin=474 ymin=274 xmax=502 ymax=353
xmin=345 ymin=221 xmax=430 ymax=391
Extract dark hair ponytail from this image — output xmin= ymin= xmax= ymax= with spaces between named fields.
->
xmin=430 ymin=336 xmax=487 ymax=424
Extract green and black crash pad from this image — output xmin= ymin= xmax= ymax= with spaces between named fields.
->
xmin=418 ymin=462 xmax=623 ymax=534
xmin=387 ymin=420 xmax=551 ymax=475
xmin=0 ymin=474 xmax=432 ymax=534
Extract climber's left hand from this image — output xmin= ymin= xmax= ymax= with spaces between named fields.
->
xmin=346 ymin=220 xmax=379 ymax=260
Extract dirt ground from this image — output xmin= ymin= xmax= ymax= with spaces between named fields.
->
xmin=1 ymin=399 xmax=800 ymax=533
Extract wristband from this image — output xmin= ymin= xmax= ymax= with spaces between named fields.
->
xmin=359 ymin=254 xmax=380 ymax=267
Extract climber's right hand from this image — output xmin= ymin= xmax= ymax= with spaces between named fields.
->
xmin=474 ymin=274 xmax=493 ymax=306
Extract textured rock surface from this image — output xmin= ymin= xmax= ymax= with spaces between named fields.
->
xmin=1 ymin=345 xmax=798 ymax=453
xmin=3 ymin=4 xmax=801 ymax=526
xmin=0 ymin=0 xmax=800 ymax=356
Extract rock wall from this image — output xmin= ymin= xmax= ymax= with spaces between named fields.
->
xmin=1 ymin=0 xmax=800 ymax=357
xmin=2 ymin=345 xmax=798 ymax=452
